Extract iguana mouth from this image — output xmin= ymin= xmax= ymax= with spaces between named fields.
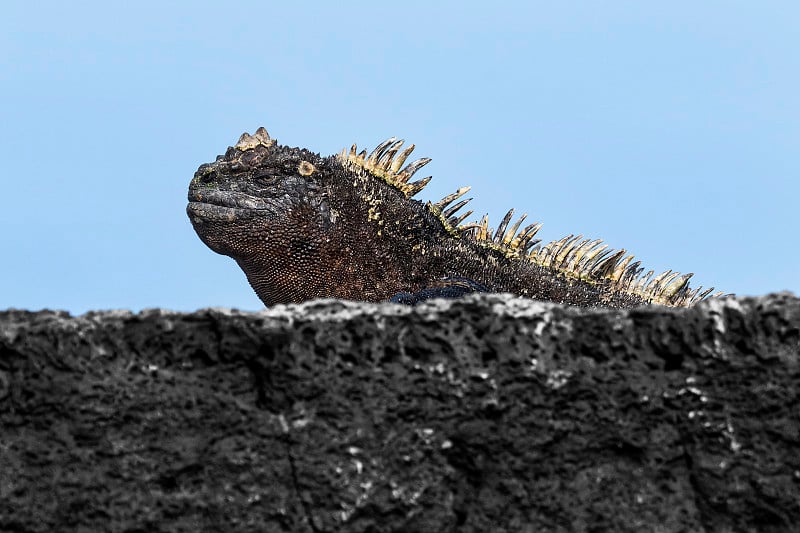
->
xmin=188 ymin=189 xmax=270 ymax=209
xmin=186 ymin=202 xmax=245 ymax=223
xmin=187 ymin=189 xmax=273 ymax=221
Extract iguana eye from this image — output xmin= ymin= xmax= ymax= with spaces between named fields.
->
xmin=298 ymin=161 xmax=316 ymax=176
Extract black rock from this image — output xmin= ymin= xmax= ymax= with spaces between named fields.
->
xmin=1 ymin=293 xmax=798 ymax=532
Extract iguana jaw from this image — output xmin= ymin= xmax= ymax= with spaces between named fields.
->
xmin=187 ymin=190 xmax=272 ymax=222
xmin=187 ymin=186 xmax=275 ymax=256
xmin=187 ymin=201 xmax=255 ymax=223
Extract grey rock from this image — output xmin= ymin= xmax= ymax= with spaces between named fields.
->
xmin=0 ymin=293 xmax=798 ymax=532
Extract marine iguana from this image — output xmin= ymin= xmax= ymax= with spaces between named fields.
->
xmin=187 ymin=127 xmax=722 ymax=308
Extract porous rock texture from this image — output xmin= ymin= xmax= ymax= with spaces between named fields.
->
xmin=1 ymin=293 xmax=798 ymax=532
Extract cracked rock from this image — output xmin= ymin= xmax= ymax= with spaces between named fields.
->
xmin=0 ymin=293 xmax=798 ymax=532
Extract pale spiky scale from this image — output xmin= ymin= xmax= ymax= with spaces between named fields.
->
xmin=553 ymin=235 xmax=584 ymax=270
xmin=395 ymin=157 xmax=432 ymax=184
xmin=696 ymin=287 xmax=718 ymax=301
xmin=562 ymin=238 xmax=593 ymax=271
xmin=617 ymin=260 xmax=643 ymax=290
xmin=578 ymin=240 xmax=607 ymax=266
xmin=657 ymin=271 xmax=683 ymax=292
xmin=580 ymin=247 xmax=612 ymax=278
xmin=591 ymin=249 xmax=626 ymax=279
xmin=662 ymin=273 xmax=690 ymax=300
xmin=405 ymin=176 xmax=432 ymax=197
xmin=341 ymin=137 xmax=432 ymax=197
xmin=548 ymin=235 xmax=577 ymax=270
xmin=609 ymin=254 xmax=634 ymax=282
xmin=666 ymin=274 xmax=693 ymax=300
xmin=530 ymin=236 xmax=556 ymax=266
xmin=378 ymin=140 xmax=404 ymax=169
xmin=391 ymin=144 xmax=416 ymax=172
xmin=493 ymin=209 xmax=516 ymax=243
xmin=573 ymin=240 xmax=606 ymax=275
xmin=502 ymin=214 xmax=528 ymax=246
xmin=435 ymin=187 xmax=472 ymax=212
xmin=477 ymin=214 xmax=491 ymax=241
xmin=235 ymin=126 xmax=275 ymax=151
xmin=443 ymin=197 xmax=472 ymax=219
xmin=655 ymin=270 xmax=678 ymax=291
xmin=634 ymin=270 xmax=657 ymax=295
xmin=368 ymin=137 xmax=398 ymax=167
xmin=684 ymin=286 xmax=702 ymax=302
xmin=451 ymin=209 xmax=474 ymax=227
xmin=513 ymin=223 xmax=543 ymax=253
xmin=572 ymin=240 xmax=601 ymax=273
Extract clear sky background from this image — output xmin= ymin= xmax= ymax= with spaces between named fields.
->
xmin=2 ymin=2 xmax=797 ymax=313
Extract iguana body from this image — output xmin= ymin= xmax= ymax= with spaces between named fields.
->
xmin=187 ymin=128 xmax=720 ymax=308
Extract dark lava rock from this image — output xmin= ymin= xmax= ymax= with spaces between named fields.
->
xmin=0 ymin=293 xmax=798 ymax=532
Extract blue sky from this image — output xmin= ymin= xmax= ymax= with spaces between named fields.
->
xmin=2 ymin=2 xmax=797 ymax=313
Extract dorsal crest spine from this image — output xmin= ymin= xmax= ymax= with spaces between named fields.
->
xmin=339 ymin=135 xmax=724 ymax=307
xmin=339 ymin=138 xmax=432 ymax=197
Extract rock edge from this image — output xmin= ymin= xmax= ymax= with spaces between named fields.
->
xmin=1 ymin=293 xmax=798 ymax=532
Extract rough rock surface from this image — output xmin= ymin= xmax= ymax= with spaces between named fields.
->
xmin=1 ymin=293 xmax=798 ymax=532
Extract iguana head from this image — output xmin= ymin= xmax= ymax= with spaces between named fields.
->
xmin=188 ymin=128 xmax=322 ymax=253
xmin=187 ymin=127 xmax=444 ymax=305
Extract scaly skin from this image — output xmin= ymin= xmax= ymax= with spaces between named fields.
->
xmin=187 ymin=128 xmax=720 ymax=308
